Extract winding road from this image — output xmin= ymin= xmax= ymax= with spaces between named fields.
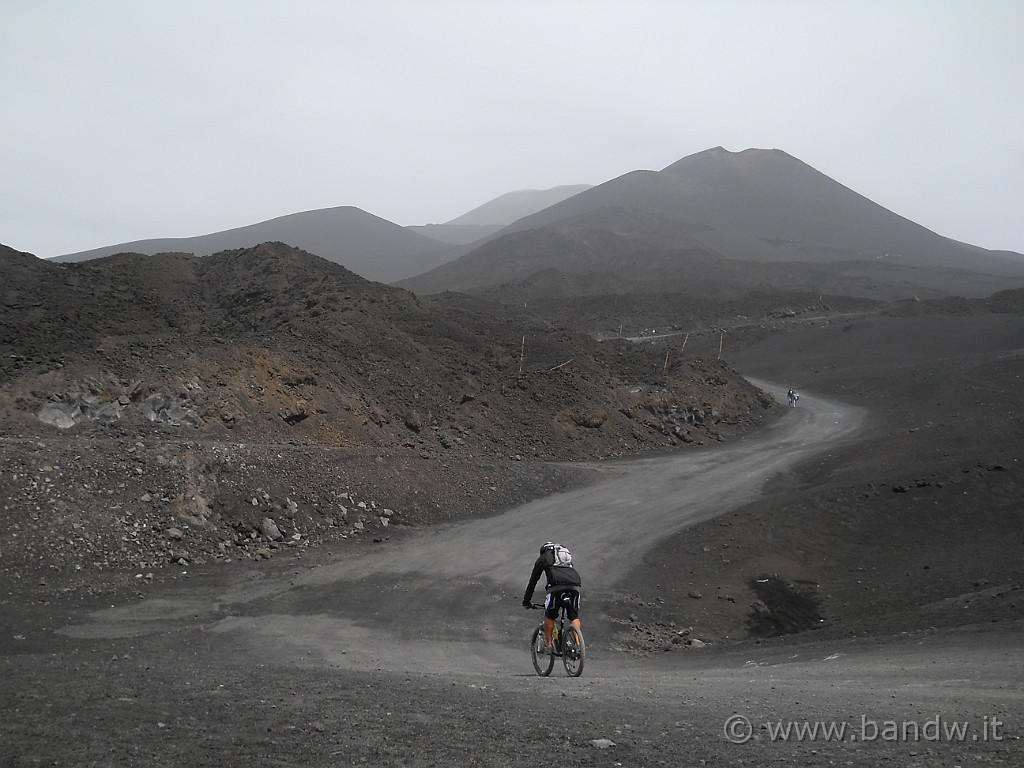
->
xmin=41 ymin=381 xmax=1024 ymax=765
xmin=64 ymin=381 xmax=866 ymax=672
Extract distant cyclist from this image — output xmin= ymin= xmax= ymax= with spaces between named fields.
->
xmin=788 ymin=389 xmax=799 ymax=407
xmin=522 ymin=542 xmax=582 ymax=653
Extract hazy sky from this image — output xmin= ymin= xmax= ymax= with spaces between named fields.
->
xmin=3 ymin=1 xmax=1022 ymax=259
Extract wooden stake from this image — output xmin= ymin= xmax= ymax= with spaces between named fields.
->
xmin=718 ymin=332 xmax=724 ymax=359
xmin=663 ymin=349 xmax=670 ymax=372
xmin=519 ymin=335 xmax=526 ymax=373
xmin=549 ymin=358 xmax=573 ymax=371
xmin=681 ymin=333 xmax=688 ymax=351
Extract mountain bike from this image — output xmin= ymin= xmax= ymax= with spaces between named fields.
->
xmin=528 ymin=597 xmax=585 ymax=677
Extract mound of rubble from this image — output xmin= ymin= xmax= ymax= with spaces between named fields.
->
xmin=0 ymin=242 xmax=777 ymax=581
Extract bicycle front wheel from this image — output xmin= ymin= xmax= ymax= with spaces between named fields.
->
xmin=530 ymin=625 xmax=554 ymax=676
xmin=561 ymin=625 xmax=585 ymax=677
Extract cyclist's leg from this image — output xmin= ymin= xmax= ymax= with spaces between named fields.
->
xmin=543 ymin=593 xmax=558 ymax=648
xmin=565 ymin=590 xmax=582 ymax=630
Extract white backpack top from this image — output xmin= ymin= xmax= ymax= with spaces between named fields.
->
xmin=553 ymin=544 xmax=573 ymax=567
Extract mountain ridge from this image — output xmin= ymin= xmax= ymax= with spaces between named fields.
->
xmin=399 ymin=147 xmax=1024 ymax=300
xmin=500 ymin=147 xmax=1023 ymax=270
xmin=44 ymin=146 xmax=1024 ymax=298
xmin=53 ymin=206 xmax=456 ymax=284
xmin=404 ymin=185 xmax=592 ymax=246
xmin=443 ymin=184 xmax=592 ymax=226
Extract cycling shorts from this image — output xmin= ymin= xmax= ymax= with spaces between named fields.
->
xmin=544 ymin=588 xmax=581 ymax=622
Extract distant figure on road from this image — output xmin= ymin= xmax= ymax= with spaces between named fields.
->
xmin=788 ymin=389 xmax=799 ymax=407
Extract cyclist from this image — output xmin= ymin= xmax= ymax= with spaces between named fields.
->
xmin=522 ymin=542 xmax=582 ymax=653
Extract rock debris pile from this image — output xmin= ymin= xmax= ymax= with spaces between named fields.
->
xmin=0 ymin=242 xmax=777 ymax=581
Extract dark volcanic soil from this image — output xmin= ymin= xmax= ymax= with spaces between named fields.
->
xmin=2 ymin=245 xmax=1022 ymax=766
xmin=618 ymin=308 xmax=1024 ymax=654
xmin=0 ymin=242 xmax=773 ymax=582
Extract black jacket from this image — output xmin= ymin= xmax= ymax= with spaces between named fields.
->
xmin=523 ymin=549 xmax=582 ymax=604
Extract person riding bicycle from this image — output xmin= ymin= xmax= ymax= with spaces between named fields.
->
xmin=522 ymin=542 xmax=582 ymax=653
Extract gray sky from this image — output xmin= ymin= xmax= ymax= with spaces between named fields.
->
xmin=3 ymin=1 xmax=1022 ymax=259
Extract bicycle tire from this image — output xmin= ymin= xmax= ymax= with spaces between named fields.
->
xmin=530 ymin=625 xmax=555 ymax=676
xmin=561 ymin=625 xmax=585 ymax=677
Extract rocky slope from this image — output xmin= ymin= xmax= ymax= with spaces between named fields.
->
xmin=0 ymin=242 xmax=775 ymax=582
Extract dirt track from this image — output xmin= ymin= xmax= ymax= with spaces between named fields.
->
xmin=6 ymin=380 xmax=1020 ymax=765
xmin=54 ymin=381 xmax=862 ymax=669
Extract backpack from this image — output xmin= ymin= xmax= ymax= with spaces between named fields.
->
xmin=553 ymin=544 xmax=573 ymax=568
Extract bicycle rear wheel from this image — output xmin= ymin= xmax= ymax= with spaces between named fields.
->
xmin=561 ymin=625 xmax=585 ymax=677
xmin=530 ymin=625 xmax=554 ymax=676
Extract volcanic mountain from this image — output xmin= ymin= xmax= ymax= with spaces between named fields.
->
xmin=446 ymin=185 xmax=593 ymax=227
xmin=407 ymin=184 xmax=592 ymax=245
xmin=51 ymin=186 xmax=592 ymax=278
xmin=53 ymin=206 xmax=455 ymax=284
xmin=398 ymin=147 xmax=1024 ymax=300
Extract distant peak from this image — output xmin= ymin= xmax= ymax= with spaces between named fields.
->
xmin=444 ymin=184 xmax=592 ymax=227
xmin=703 ymin=146 xmax=787 ymax=156
xmin=660 ymin=146 xmax=797 ymax=174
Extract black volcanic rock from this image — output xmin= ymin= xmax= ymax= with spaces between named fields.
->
xmin=0 ymin=241 xmax=772 ymax=459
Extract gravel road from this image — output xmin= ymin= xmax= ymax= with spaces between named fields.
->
xmin=5 ymin=381 xmax=1019 ymax=767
